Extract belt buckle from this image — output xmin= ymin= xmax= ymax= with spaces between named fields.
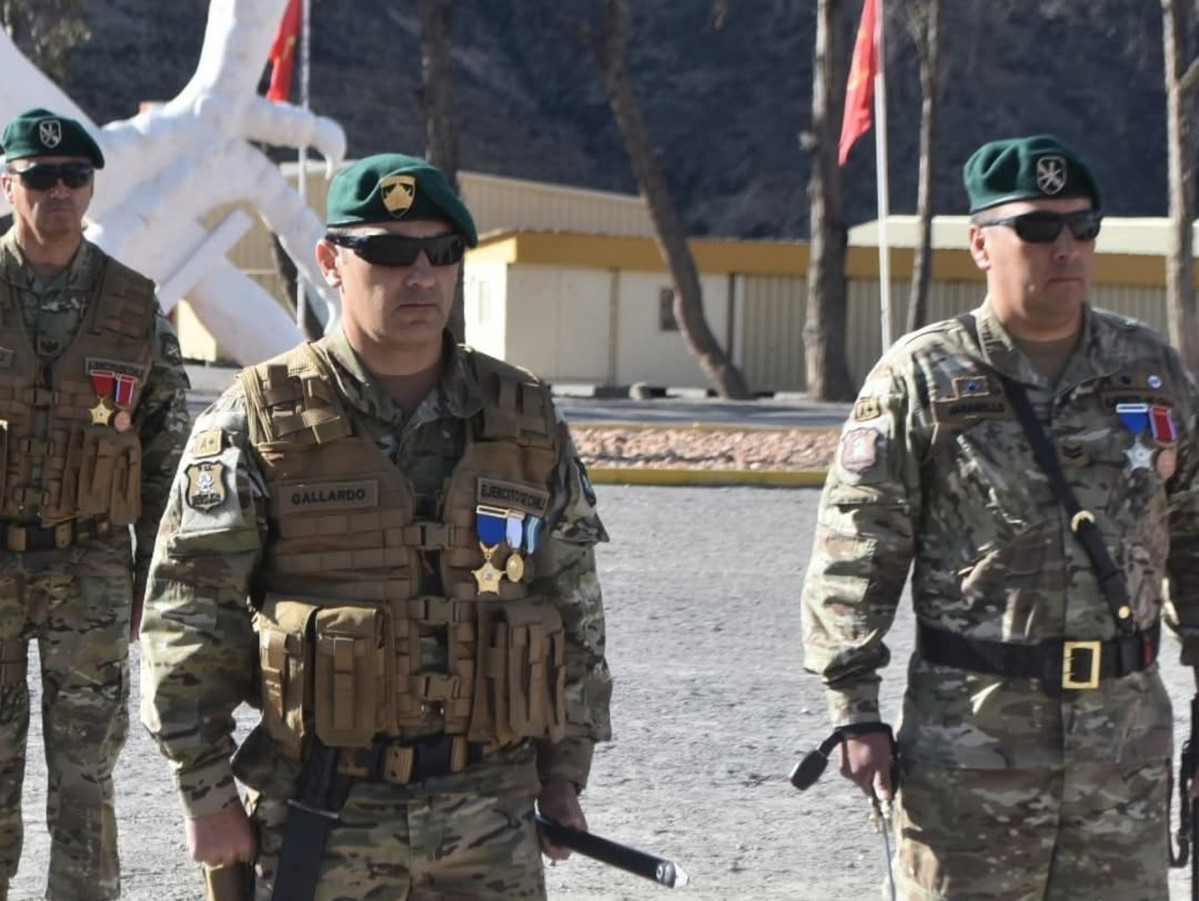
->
xmin=1062 ymin=640 xmax=1102 ymax=690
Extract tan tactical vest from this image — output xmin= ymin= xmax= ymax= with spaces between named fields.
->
xmin=241 ymin=343 xmax=567 ymax=761
xmin=0 ymin=256 xmax=155 ymax=525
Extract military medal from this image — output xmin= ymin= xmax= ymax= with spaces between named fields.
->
xmin=89 ymin=397 xmax=114 ymax=425
xmin=1116 ymin=402 xmax=1154 ymax=472
xmin=473 ymin=505 xmax=509 ymax=595
xmin=1157 ymin=447 xmax=1178 ymax=480
xmin=525 ymin=516 xmax=544 ymax=554
xmin=113 ymin=410 xmax=132 ymax=433
xmin=1125 ymin=439 xmax=1154 ymax=471
xmin=503 ymin=510 xmax=526 ymax=583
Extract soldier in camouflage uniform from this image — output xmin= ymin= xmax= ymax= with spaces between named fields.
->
xmin=139 ymin=152 xmax=613 ymax=901
xmin=801 ymin=134 xmax=1199 ymax=901
xmin=0 ymin=108 xmax=190 ymax=900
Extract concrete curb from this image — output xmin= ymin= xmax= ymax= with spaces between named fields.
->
xmin=577 ymin=420 xmax=834 ymax=487
xmin=588 ymin=467 xmax=829 ymax=487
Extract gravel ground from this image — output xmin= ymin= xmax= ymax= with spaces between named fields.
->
xmin=10 ymin=485 xmax=1198 ymax=900
xmin=571 ymin=428 xmax=840 ymax=472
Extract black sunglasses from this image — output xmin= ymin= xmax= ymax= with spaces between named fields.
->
xmin=325 ymin=232 xmax=466 ymax=267
xmin=9 ymin=162 xmax=95 ymax=191
xmin=979 ymin=209 xmax=1102 ymax=244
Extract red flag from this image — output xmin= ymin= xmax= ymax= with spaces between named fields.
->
xmin=838 ymin=0 xmax=879 ymax=165
xmin=266 ymin=0 xmax=302 ymax=103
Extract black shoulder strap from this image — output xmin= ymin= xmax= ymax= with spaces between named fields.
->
xmin=956 ymin=313 xmax=1134 ymax=634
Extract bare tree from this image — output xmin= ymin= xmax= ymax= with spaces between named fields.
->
xmin=803 ymin=0 xmax=856 ymax=401
xmin=573 ymin=0 xmax=753 ymax=399
xmin=0 ymin=0 xmax=90 ymax=84
xmin=1162 ymin=0 xmax=1199 ymax=370
xmin=902 ymin=0 xmax=941 ymax=333
xmin=415 ymin=0 xmax=466 ymax=342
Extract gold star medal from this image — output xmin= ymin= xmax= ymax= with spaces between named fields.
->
xmin=472 ymin=544 xmax=504 ymax=595
xmin=473 ymin=504 xmax=510 ymax=595
xmin=89 ymin=397 xmax=114 ymax=425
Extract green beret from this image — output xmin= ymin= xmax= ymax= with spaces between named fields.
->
xmin=326 ymin=153 xmax=477 ymax=246
xmin=963 ymin=134 xmax=1100 ymax=214
xmin=1 ymin=107 xmax=105 ymax=169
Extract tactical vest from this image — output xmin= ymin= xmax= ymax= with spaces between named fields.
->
xmin=242 ymin=343 xmax=568 ymax=762
xmin=0 ymin=255 xmax=155 ymax=526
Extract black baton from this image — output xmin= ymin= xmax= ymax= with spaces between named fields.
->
xmin=535 ymin=814 xmax=690 ymax=888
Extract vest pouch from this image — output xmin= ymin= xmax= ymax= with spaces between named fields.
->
xmin=255 ymin=596 xmax=320 ymax=759
xmin=469 ymin=598 xmax=566 ymax=746
xmin=77 ymin=428 xmax=142 ymax=522
xmin=313 ymin=604 xmax=391 ymax=749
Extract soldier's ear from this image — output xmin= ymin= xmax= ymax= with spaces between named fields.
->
xmin=968 ymin=223 xmax=991 ymax=271
xmin=315 ymin=239 xmax=342 ymax=288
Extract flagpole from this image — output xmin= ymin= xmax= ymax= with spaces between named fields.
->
xmin=296 ymin=0 xmax=312 ymax=334
xmin=873 ymin=0 xmax=891 ymax=350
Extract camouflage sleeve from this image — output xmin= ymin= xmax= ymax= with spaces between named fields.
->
xmin=1162 ymin=350 xmax=1199 ymax=665
xmin=139 ymin=382 xmax=266 ymax=819
xmin=531 ymin=416 xmax=613 ymax=789
xmin=133 ymin=305 xmax=192 ymax=596
xmin=800 ymin=360 xmax=921 ymax=726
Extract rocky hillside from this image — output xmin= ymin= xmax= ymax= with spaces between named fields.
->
xmin=58 ymin=0 xmax=1170 ymax=238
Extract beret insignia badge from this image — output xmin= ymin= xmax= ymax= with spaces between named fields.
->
xmin=38 ymin=120 xmax=62 ymax=149
xmin=1035 ymin=155 xmax=1066 ymax=195
xmin=380 ymin=173 xmax=416 ymax=217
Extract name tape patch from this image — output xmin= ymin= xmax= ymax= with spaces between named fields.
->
xmin=277 ymin=479 xmax=379 ymax=513
xmin=476 ymin=478 xmax=550 ymax=516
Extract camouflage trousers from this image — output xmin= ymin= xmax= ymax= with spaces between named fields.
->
xmin=890 ymin=757 xmax=1170 ymax=901
xmin=249 ymin=780 xmax=546 ymax=901
xmin=0 ymin=543 xmax=132 ymax=901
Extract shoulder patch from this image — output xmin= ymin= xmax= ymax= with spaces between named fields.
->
xmin=853 ymin=397 xmax=881 ymax=421
xmin=191 ymin=428 xmax=225 ymax=459
xmin=185 ymin=461 xmax=229 ymax=511
xmin=840 ymin=428 xmax=880 ymax=474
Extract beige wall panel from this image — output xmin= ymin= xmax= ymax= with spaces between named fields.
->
xmin=739 ymin=275 xmax=808 ymax=392
xmin=1090 ymin=286 xmax=1168 ymax=334
xmin=613 ymin=271 xmax=729 ymax=388
xmin=464 ymin=262 xmax=509 ymax=360
xmin=458 ymin=172 xmax=653 ymax=238
xmin=502 ymin=266 xmax=612 ymax=383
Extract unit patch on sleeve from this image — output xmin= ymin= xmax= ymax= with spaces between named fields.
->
xmin=839 ymin=428 xmax=880 ymax=474
xmin=185 ymin=461 xmax=228 ymax=511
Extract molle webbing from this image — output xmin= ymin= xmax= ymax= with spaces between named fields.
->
xmin=471 ymin=355 xmax=556 ymax=447
xmin=89 ymin=258 xmax=157 ymax=339
xmin=238 ymin=344 xmax=353 ymax=446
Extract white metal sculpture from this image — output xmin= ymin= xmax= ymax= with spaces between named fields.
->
xmin=0 ymin=0 xmax=346 ymax=364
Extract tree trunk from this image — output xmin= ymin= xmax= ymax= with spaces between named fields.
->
xmin=1163 ymin=0 xmax=1199 ymax=370
xmin=804 ymin=0 xmax=855 ymax=401
xmin=586 ymin=0 xmax=752 ymax=399
xmin=417 ymin=0 xmax=466 ymax=342
xmin=906 ymin=0 xmax=940 ymax=333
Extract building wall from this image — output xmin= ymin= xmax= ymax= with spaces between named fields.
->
xmin=499 ymin=266 xmax=614 ymax=383
xmin=612 ymin=271 xmax=729 ymax=388
xmin=464 ymin=261 xmax=510 ymax=360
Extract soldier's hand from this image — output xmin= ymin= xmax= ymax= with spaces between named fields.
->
xmin=839 ymin=731 xmax=895 ymax=802
xmin=538 ymin=779 xmax=586 ymax=861
xmin=187 ymin=806 xmax=256 ymax=867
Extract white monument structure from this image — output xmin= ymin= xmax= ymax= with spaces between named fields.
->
xmin=0 ymin=0 xmax=346 ymax=364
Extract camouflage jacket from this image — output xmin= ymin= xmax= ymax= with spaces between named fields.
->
xmin=140 ymin=330 xmax=612 ymax=817
xmin=802 ymin=299 xmax=1199 ymax=769
xmin=0 ymin=231 xmax=190 ymax=588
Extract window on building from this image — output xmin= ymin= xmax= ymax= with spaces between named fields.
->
xmin=658 ymin=287 xmax=678 ymax=332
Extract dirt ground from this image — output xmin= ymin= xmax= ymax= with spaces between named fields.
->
xmin=571 ymin=427 xmax=840 ymax=472
xmin=10 ymin=485 xmax=1199 ymax=900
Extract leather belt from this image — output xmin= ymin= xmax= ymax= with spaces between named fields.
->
xmin=916 ymin=621 xmax=1160 ymax=692
xmin=338 ymin=734 xmax=490 ymax=785
xmin=1 ymin=519 xmax=109 ymax=553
